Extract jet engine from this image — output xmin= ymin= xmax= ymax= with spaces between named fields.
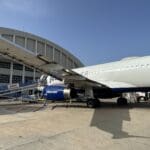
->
xmin=42 ymin=85 xmax=77 ymax=100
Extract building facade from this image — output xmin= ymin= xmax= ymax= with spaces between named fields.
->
xmin=0 ymin=27 xmax=83 ymax=85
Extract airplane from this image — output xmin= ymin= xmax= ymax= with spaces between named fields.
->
xmin=0 ymin=36 xmax=150 ymax=108
xmin=38 ymin=56 xmax=150 ymax=108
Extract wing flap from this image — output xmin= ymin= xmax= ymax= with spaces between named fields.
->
xmin=98 ymin=81 xmax=136 ymax=89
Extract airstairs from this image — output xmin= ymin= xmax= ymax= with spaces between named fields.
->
xmin=0 ymin=82 xmax=38 ymax=98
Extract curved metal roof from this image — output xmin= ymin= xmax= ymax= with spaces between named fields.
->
xmin=0 ymin=27 xmax=83 ymax=68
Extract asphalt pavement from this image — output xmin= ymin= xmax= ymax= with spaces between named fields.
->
xmin=0 ymin=99 xmax=149 ymax=150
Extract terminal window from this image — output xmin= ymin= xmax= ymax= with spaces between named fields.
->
xmin=13 ymin=63 xmax=23 ymax=70
xmin=12 ymin=75 xmax=22 ymax=83
xmin=0 ymin=61 xmax=10 ymax=69
xmin=0 ymin=74 xmax=10 ymax=83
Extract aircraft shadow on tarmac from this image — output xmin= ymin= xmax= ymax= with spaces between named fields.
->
xmin=39 ymin=100 xmax=150 ymax=140
xmin=0 ymin=101 xmax=150 ymax=140
xmin=91 ymin=101 xmax=150 ymax=139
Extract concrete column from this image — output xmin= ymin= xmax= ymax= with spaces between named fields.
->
xmin=60 ymin=51 xmax=62 ymax=65
xmin=22 ymin=65 xmax=25 ymax=84
xmin=35 ymin=40 xmax=37 ymax=55
xmin=66 ymin=57 xmax=69 ymax=68
xmin=53 ymin=47 xmax=55 ymax=61
xmin=33 ymin=68 xmax=36 ymax=82
xmin=25 ymin=38 xmax=27 ymax=48
xmin=9 ymin=61 xmax=13 ymax=84
xmin=13 ymin=35 xmax=15 ymax=43
xmin=44 ymin=43 xmax=46 ymax=56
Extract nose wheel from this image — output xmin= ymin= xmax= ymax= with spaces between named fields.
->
xmin=86 ymin=98 xmax=101 ymax=108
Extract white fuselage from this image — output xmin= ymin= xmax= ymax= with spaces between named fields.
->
xmin=73 ymin=56 xmax=150 ymax=89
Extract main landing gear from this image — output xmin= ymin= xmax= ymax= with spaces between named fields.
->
xmin=86 ymin=98 xmax=101 ymax=108
xmin=117 ymin=97 xmax=128 ymax=106
xmin=85 ymin=87 xmax=101 ymax=108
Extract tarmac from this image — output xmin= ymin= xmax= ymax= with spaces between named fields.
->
xmin=0 ymin=99 xmax=150 ymax=150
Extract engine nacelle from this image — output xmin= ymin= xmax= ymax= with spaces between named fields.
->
xmin=42 ymin=85 xmax=76 ymax=100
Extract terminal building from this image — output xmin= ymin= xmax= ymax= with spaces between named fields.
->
xmin=0 ymin=27 xmax=83 ymax=85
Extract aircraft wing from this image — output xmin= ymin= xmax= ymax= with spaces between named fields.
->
xmin=34 ymin=57 xmax=108 ymax=88
xmin=60 ymin=69 xmax=135 ymax=89
xmin=40 ymin=63 xmax=136 ymax=89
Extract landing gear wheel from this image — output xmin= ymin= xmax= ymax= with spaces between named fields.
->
xmin=117 ymin=97 xmax=128 ymax=106
xmin=137 ymin=96 xmax=146 ymax=103
xmin=86 ymin=99 xmax=101 ymax=108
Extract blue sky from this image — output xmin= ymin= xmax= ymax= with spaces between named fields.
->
xmin=0 ymin=0 xmax=150 ymax=65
